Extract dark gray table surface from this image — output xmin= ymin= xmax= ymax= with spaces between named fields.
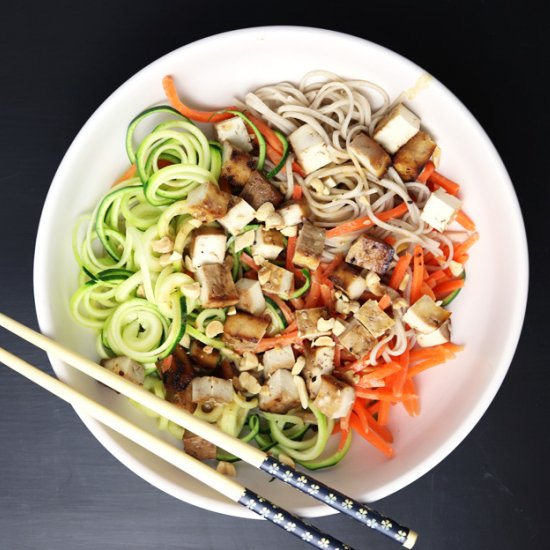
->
xmin=1 ymin=2 xmax=546 ymax=549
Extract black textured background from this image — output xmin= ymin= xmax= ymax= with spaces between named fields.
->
xmin=0 ymin=2 xmax=546 ymax=549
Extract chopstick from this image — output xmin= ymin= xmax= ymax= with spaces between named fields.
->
xmin=0 ymin=312 xmax=417 ymax=548
xmin=0 ymin=347 xmax=351 ymax=550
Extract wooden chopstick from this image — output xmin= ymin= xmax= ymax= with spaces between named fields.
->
xmin=0 ymin=312 xmax=417 ymax=548
xmin=0 ymin=347 xmax=351 ymax=550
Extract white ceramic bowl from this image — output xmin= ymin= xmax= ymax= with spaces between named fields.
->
xmin=33 ymin=26 xmax=528 ymax=518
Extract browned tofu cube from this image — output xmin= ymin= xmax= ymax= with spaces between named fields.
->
xmin=240 ymin=170 xmax=283 ymax=209
xmin=303 ymin=344 xmax=335 ymax=398
xmin=393 ymin=131 xmax=437 ymax=182
xmin=345 ymin=234 xmax=394 ymax=274
xmin=296 ymin=307 xmax=330 ymax=339
xmin=337 ymin=319 xmax=377 ymax=359
xmin=219 ymin=141 xmax=256 ymax=187
xmin=293 ymin=222 xmax=326 ymax=271
xmin=156 ymin=349 xmax=196 ymax=412
xmin=222 ymin=313 xmax=269 ymax=352
xmin=313 ymin=375 xmax=355 ymax=419
xmin=196 ymin=264 xmax=239 ymax=308
xmin=348 ymin=132 xmax=391 ymax=178
xmin=183 ymin=431 xmax=217 ymax=460
xmin=189 ymin=340 xmax=220 ymax=370
xmin=328 ymin=263 xmax=367 ymax=300
xmin=258 ymin=369 xmax=301 ymax=414
xmin=185 ymin=182 xmax=230 ymax=222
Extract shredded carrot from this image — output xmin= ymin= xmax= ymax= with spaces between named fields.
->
xmin=355 ymin=389 xmax=401 ymax=402
xmin=384 ymin=236 xmax=397 ymax=246
xmin=264 ymin=292 xmax=294 ymax=324
xmin=455 ymin=253 xmax=469 ymax=265
xmin=442 ymin=342 xmax=465 ymax=354
xmin=321 ymin=254 xmax=344 ymax=279
xmin=388 ymin=253 xmax=412 ymax=290
xmin=456 ymin=209 xmax=476 ymax=231
xmin=286 ymin=236 xmax=297 ymax=271
xmin=421 ymin=282 xmax=436 ymax=300
xmin=358 ymin=362 xmax=401 ymax=383
xmin=240 ymin=252 xmax=260 ymax=271
xmin=290 ymin=297 xmax=304 ymax=310
xmin=408 ymin=345 xmax=454 ymax=364
xmin=245 ymin=112 xmax=284 ymax=153
xmin=426 ymin=269 xmax=449 ymax=287
xmin=392 ymin=346 xmax=410 ymax=399
xmin=282 ymin=320 xmax=297 ymax=334
xmin=320 ymin=284 xmax=333 ymax=311
xmin=325 ymin=202 xmax=409 ymax=238
xmin=408 ymin=356 xmax=450 ymax=378
xmin=266 ymin=143 xmax=305 ymax=177
xmin=356 ymin=401 xmax=394 ymax=444
xmin=378 ymin=294 xmax=392 ymax=310
xmin=368 ymin=401 xmax=381 ymax=415
xmin=453 ymin=231 xmax=479 ymax=258
xmin=433 ymin=279 xmax=465 ymax=299
xmin=377 ymin=400 xmax=391 ymax=427
xmin=292 ymin=184 xmax=303 ymax=200
xmin=334 ymin=345 xmax=341 ymax=368
xmin=410 ymin=245 xmax=424 ymax=304
xmin=349 ymin=413 xmax=394 ymax=458
xmin=417 ymin=160 xmax=435 ymax=184
xmin=254 ymin=331 xmax=301 ymax=353
xmin=337 ymin=424 xmax=350 ymax=451
xmin=162 ymin=75 xmax=235 ymax=123
xmin=112 ymin=164 xmax=137 ymax=187
xmin=304 ymin=269 xmax=322 ymax=308
xmin=428 ymin=171 xmax=460 ymax=195
xmin=402 ymin=378 xmax=420 ymax=416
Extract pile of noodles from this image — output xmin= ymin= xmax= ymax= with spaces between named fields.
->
xmin=240 ymin=71 xmax=454 ymax=365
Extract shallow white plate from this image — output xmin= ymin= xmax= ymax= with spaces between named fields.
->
xmin=33 ymin=26 xmax=528 ymax=518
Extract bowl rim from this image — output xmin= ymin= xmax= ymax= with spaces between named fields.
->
xmin=33 ymin=25 xmax=529 ymax=518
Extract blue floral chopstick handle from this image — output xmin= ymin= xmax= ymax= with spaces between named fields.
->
xmin=239 ymin=488 xmax=353 ymax=550
xmin=260 ymin=456 xmax=417 ymax=548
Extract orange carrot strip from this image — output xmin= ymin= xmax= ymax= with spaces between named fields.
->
xmin=417 ymin=160 xmax=435 ymax=184
xmin=334 ymin=345 xmax=341 ymax=368
xmin=337 ymin=424 xmax=350 ymax=451
xmin=240 ymin=252 xmax=260 ymax=271
xmin=304 ymin=270 xmax=322 ymax=308
xmin=320 ymin=284 xmax=333 ymax=310
xmin=355 ymin=389 xmax=401 ymax=402
xmin=410 ymin=245 xmax=424 ymax=305
xmin=433 ymin=279 xmax=465 ymax=299
xmin=290 ymin=297 xmax=304 ymax=310
xmin=358 ymin=362 xmax=401 ymax=382
xmin=264 ymin=292 xmax=295 ymax=324
xmin=393 ymin=345 xmax=410 ymax=399
xmin=282 ymin=320 xmax=297 ymax=334
xmin=378 ymin=294 xmax=392 ymax=310
xmin=285 ymin=235 xmax=297 ymax=271
xmin=442 ymin=342 xmax=465 ymax=354
xmin=368 ymin=401 xmax=381 ymax=415
xmin=349 ymin=413 xmax=394 ymax=458
xmin=402 ymin=378 xmax=420 ymax=416
xmin=112 ymin=164 xmax=137 ymax=187
xmin=377 ymin=400 xmax=391 ymax=427
xmin=321 ymin=254 xmax=344 ymax=279
xmin=326 ymin=203 xmax=409 ymax=238
xmin=409 ymin=346 xmax=454 ymax=364
xmin=421 ymin=282 xmax=436 ymax=300
xmin=245 ymin=112 xmax=283 ymax=152
xmin=266 ymin=144 xmax=305 ymax=177
xmin=358 ymin=402 xmax=394 ymax=443
xmin=455 ymin=253 xmax=470 ymax=265
xmin=292 ymin=184 xmax=303 ymax=200
xmin=388 ymin=253 xmax=412 ymax=290
xmin=428 ymin=171 xmax=460 ymax=195
xmin=407 ymin=356 xmax=449 ymax=378
xmin=456 ymin=209 xmax=476 ymax=231
xmin=254 ymin=331 xmax=301 ymax=353
xmin=162 ymin=75 xmax=235 ymax=123
xmin=426 ymin=269 xmax=449 ymax=287
xmin=453 ymin=231 xmax=479 ymax=258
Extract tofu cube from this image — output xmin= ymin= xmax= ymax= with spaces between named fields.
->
xmin=185 ymin=182 xmax=229 ymax=222
xmin=258 ymin=263 xmax=294 ymax=299
xmin=259 ymin=368 xmax=301 ymax=414
xmin=101 ymin=356 xmax=145 ymax=385
xmin=240 ymin=170 xmax=284 ymax=210
xmin=296 ymin=307 xmax=331 ymax=340
xmin=235 ymin=278 xmax=266 ymax=316
xmin=303 ymin=345 xmax=335 ymax=397
xmin=345 ymin=234 xmax=394 ymax=274
xmin=420 ymin=189 xmax=462 ymax=232
xmin=196 ymin=263 xmax=239 ymax=308
xmin=373 ymin=103 xmax=421 ymax=154
xmin=217 ymin=196 xmax=256 ymax=236
xmin=190 ymin=227 xmax=226 ymax=268
xmin=222 ymin=312 xmax=269 ymax=352
xmin=393 ymin=131 xmax=437 ymax=182
xmin=277 ymin=202 xmax=307 ymax=226
xmin=251 ymin=228 xmax=285 ymax=260
xmin=313 ymin=375 xmax=355 ymax=419
xmin=289 ymin=124 xmax=332 ymax=175
xmin=293 ymin=222 xmax=325 ymax=271
xmin=215 ymin=118 xmax=252 ymax=153
xmin=355 ymin=299 xmax=395 ymax=338
xmin=403 ymin=294 xmax=452 ymax=334
xmin=191 ymin=376 xmax=233 ymax=405
xmin=262 ymin=345 xmax=295 ymax=377
xmin=328 ymin=263 xmax=366 ymax=300
xmin=219 ymin=141 xmax=255 ymax=187
xmin=416 ymin=319 xmax=452 ymax=347
xmin=348 ymin=132 xmax=391 ymax=178
xmin=338 ymin=319 xmax=377 ymax=358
